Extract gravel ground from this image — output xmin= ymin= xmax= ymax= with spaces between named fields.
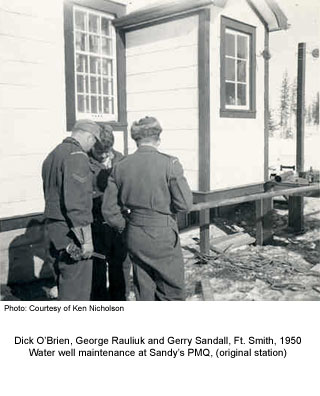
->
xmin=1 ymin=198 xmax=319 ymax=301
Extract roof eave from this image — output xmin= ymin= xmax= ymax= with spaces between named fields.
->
xmin=113 ymin=0 xmax=224 ymax=30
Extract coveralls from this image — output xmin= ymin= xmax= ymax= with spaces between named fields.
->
xmin=101 ymin=145 xmax=193 ymax=301
xmin=42 ymin=137 xmax=93 ymax=301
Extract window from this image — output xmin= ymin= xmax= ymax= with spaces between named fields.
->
xmin=220 ymin=17 xmax=256 ymax=118
xmin=64 ymin=0 xmax=126 ymax=131
xmin=73 ymin=7 xmax=117 ymax=121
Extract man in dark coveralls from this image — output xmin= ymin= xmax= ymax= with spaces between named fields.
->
xmin=102 ymin=116 xmax=193 ymax=301
xmin=89 ymin=125 xmax=131 ymax=301
xmin=42 ymin=119 xmax=101 ymax=301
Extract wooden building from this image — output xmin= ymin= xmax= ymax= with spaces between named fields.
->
xmin=0 ymin=0 xmax=288 ymax=285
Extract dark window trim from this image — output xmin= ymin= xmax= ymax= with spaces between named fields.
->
xmin=63 ymin=0 xmax=127 ymax=131
xmin=117 ymin=8 xmax=212 ymax=189
xmin=198 ymin=9 xmax=211 ymax=192
xmin=220 ymin=16 xmax=256 ymax=118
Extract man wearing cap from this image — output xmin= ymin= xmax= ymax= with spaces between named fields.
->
xmin=102 ymin=116 xmax=193 ymax=301
xmin=89 ymin=125 xmax=130 ymax=301
xmin=42 ymin=119 xmax=101 ymax=300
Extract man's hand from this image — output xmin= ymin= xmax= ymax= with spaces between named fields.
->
xmin=81 ymin=241 xmax=94 ymax=259
xmin=72 ymin=224 xmax=93 ymax=259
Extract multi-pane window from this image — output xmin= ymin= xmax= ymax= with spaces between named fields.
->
xmin=220 ymin=17 xmax=256 ymax=118
xmin=73 ymin=6 xmax=117 ymax=121
xmin=225 ymin=29 xmax=249 ymax=109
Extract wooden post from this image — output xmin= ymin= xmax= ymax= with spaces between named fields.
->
xmin=289 ymin=42 xmax=306 ymax=232
xmin=288 ymin=196 xmax=304 ymax=232
xmin=200 ymin=209 xmax=210 ymax=254
xmin=256 ymin=198 xmax=273 ymax=245
xmin=198 ymin=9 xmax=211 ymax=254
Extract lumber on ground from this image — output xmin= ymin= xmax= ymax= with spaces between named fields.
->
xmin=210 ymin=232 xmax=255 ymax=252
xmin=201 ymin=279 xmax=214 ymax=301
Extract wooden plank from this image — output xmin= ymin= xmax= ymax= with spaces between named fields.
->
xmin=63 ymin=0 xmax=76 ymax=131
xmin=0 ymin=213 xmax=44 ymax=233
xmin=116 ymin=28 xmax=127 ymax=129
xmin=192 ymin=184 xmax=319 ymax=211
xmin=288 ymin=196 xmax=304 ymax=232
xmin=199 ymin=209 xmax=210 ymax=255
xmin=291 ymin=43 xmax=306 ymax=234
xmin=264 ymin=28 xmax=270 ymax=181
xmin=193 ymin=183 xmax=265 ymax=203
xmin=201 ymin=278 xmax=214 ymax=301
xmin=114 ymin=0 xmax=214 ymax=29
xmin=256 ymin=198 xmax=273 ymax=245
xmin=211 ymin=232 xmax=255 ymax=252
xmin=198 ymin=8 xmax=211 ymax=192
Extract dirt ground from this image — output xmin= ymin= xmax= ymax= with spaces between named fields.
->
xmin=182 ymin=197 xmax=320 ymax=301
xmin=1 ymin=197 xmax=319 ymax=302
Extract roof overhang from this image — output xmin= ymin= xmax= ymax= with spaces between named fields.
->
xmin=114 ymin=0 xmax=288 ymax=32
xmin=113 ymin=0 xmax=224 ymax=30
xmin=247 ymin=0 xmax=289 ymax=32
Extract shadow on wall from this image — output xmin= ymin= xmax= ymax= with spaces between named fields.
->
xmin=1 ymin=220 xmax=56 ymax=301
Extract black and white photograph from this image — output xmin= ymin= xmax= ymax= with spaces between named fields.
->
xmin=0 ymin=0 xmax=319 ymax=302
xmin=0 ymin=0 xmax=319 ymax=394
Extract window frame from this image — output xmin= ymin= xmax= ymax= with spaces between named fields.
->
xmin=220 ymin=16 xmax=256 ymax=118
xmin=64 ymin=0 xmax=126 ymax=131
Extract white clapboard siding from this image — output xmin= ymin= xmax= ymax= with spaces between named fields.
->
xmin=0 ymin=9 xmax=60 ymax=43
xmin=160 ymin=129 xmax=198 ymax=151
xmin=127 ymin=88 xmax=198 ymax=112
xmin=0 ymin=109 xmax=65 ymax=155
xmin=127 ymin=108 xmax=199 ymax=131
xmin=0 ymin=154 xmax=46 ymax=180
xmin=183 ymin=170 xmax=198 ymax=191
xmin=127 ymin=45 xmax=197 ymax=75
xmin=0 ymin=35 xmax=57 ymax=64
xmin=1 ymin=199 xmax=45 ymax=219
xmin=0 ymin=84 xmax=64 ymax=109
xmin=127 ymin=66 xmax=197 ymax=93
xmin=159 ymin=148 xmax=198 ymax=172
xmin=0 ymin=0 xmax=63 ymax=20
xmin=0 ymin=0 xmax=66 ymax=218
xmin=210 ymin=0 xmax=266 ymax=190
xmin=1 ymin=177 xmax=43 ymax=204
xmin=0 ymin=60 xmax=62 ymax=87
xmin=113 ymin=131 xmax=125 ymax=154
xmin=126 ymin=15 xmax=198 ymax=57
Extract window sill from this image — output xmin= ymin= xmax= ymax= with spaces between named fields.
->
xmin=220 ymin=109 xmax=256 ymax=119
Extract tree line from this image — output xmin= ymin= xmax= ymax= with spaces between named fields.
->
xmin=269 ymin=70 xmax=319 ymax=138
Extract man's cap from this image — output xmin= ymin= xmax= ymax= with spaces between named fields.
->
xmin=72 ymin=119 xmax=101 ymax=142
xmin=100 ymin=124 xmax=115 ymax=149
xmin=131 ymin=116 xmax=162 ymax=141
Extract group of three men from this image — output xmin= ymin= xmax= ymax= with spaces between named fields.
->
xmin=42 ymin=116 xmax=193 ymax=301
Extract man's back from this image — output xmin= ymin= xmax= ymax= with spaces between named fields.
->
xmin=112 ymin=145 xmax=192 ymax=216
